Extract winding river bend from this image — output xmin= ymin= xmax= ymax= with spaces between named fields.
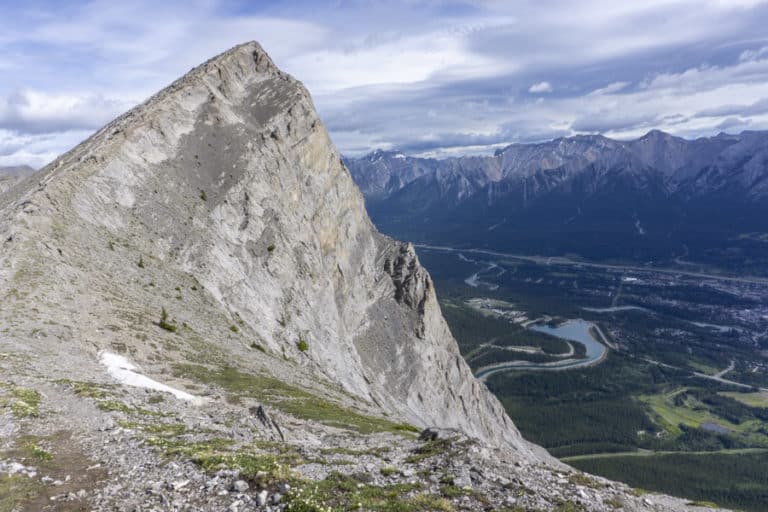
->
xmin=416 ymin=245 xmax=611 ymax=380
xmin=475 ymin=319 xmax=609 ymax=381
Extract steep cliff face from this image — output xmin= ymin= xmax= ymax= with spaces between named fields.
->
xmin=0 ymin=42 xmax=534 ymax=454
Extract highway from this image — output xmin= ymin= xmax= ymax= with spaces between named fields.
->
xmin=415 ymin=244 xmax=768 ymax=285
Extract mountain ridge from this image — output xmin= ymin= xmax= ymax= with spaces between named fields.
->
xmin=345 ymin=129 xmax=768 ymax=270
xmin=348 ymin=129 xmax=767 ymax=197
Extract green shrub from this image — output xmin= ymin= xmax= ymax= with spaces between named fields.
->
xmin=9 ymin=387 xmax=42 ymax=418
xmin=405 ymin=438 xmax=453 ymax=463
xmin=686 ymin=502 xmax=719 ymax=509
xmin=393 ymin=423 xmax=421 ymax=433
xmin=158 ymin=307 xmax=177 ymax=333
xmin=380 ymin=466 xmax=398 ymax=477
xmin=23 ymin=442 xmax=53 ymax=462
xmin=296 ymin=337 xmax=309 ymax=352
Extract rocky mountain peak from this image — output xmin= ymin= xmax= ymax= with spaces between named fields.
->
xmin=639 ymin=128 xmax=674 ymax=140
xmin=1 ymin=40 xmax=540 ymax=453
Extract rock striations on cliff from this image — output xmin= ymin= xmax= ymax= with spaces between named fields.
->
xmin=0 ymin=43 xmax=726 ymax=511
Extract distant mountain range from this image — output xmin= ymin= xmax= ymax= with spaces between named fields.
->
xmin=0 ymin=164 xmax=36 ymax=176
xmin=345 ymin=131 xmax=768 ymax=272
xmin=0 ymin=165 xmax=35 ymax=194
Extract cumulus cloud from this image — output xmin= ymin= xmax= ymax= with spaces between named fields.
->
xmin=739 ymin=46 xmax=768 ymax=61
xmin=528 ymin=82 xmax=553 ymax=94
xmin=587 ymin=81 xmax=631 ymax=96
xmin=0 ymin=128 xmax=91 ymax=168
xmin=0 ymin=90 xmax=131 ymax=134
xmin=696 ymin=97 xmax=768 ymax=118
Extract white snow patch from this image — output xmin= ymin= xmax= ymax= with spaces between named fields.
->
xmin=100 ymin=352 xmax=203 ymax=404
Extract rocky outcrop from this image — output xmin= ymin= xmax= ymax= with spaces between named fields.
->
xmin=384 ymin=243 xmax=429 ymax=327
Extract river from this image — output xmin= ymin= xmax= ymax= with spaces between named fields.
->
xmin=475 ymin=319 xmax=608 ymax=381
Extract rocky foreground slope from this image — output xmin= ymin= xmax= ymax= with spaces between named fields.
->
xmin=0 ymin=42 xmax=725 ymax=511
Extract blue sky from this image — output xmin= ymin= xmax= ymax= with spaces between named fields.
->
xmin=2 ymin=0 xmax=768 ymax=167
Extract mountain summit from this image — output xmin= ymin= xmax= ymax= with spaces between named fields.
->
xmin=0 ymin=42 xmax=719 ymax=510
xmin=0 ymin=40 xmax=526 ymax=447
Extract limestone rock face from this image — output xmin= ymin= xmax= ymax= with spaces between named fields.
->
xmin=0 ymin=42 xmax=539 ymax=457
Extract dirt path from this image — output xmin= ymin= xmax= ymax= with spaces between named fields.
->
xmin=562 ymin=447 xmax=768 ymax=463
xmin=715 ymin=360 xmax=736 ymax=379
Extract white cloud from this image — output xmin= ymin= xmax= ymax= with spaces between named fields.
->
xmin=739 ymin=45 xmax=768 ymax=61
xmin=587 ymin=81 xmax=631 ymax=96
xmin=285 ymin=29 xmax=509 ymax=94
xmin=329 ymin=44 xmax=768 ymax=155
xmin=0 ymin=90 xmax=132 ymax=134
xmin=0 ymin=128 xmax=91 ymax=168
xmin=528 ymin=81 xmax=553 ymax=94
